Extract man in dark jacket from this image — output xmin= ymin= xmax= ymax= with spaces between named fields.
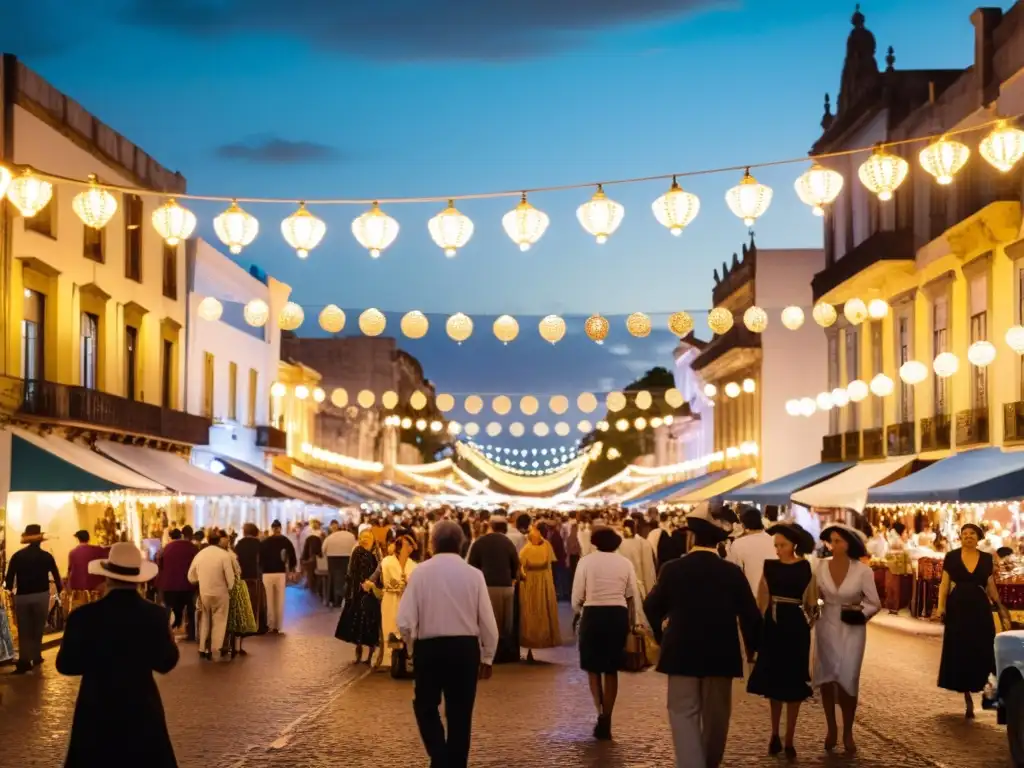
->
xmin=643 ymin=513 xmax=761 ymax=768
xmin=259 ymin=520 xmax=297 ymax=634
xmin=233 ymin=523 xmax=266 ymax=634
xmin=4 ymin=524 xmax=62 ymax=673
xmin=467 ymin=515 xmax=520 ymax=663
xmin=158 ymin=528 xmax=197 ymax=638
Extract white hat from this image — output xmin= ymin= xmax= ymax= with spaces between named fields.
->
xmin=88 ymin=541 xmax=158 ymax=583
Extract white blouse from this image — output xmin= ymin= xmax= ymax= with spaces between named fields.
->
xmin=571 ymin=551 xmax=638 ymax=612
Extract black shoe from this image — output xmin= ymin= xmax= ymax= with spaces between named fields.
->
xmin=12 ymin=663 xmax=31 ymax=675
xmin=784 ymin=746 xmax=797 ymax=760
xmin=33 ymin=658 xmax=43 ymax=666
xmin=595 ymin=714 xmax=612 ymax=741
xmin=768 ymin=735 xmax=782 ymax=756
xmin=199 ymin=652 xmax=212 ymax=661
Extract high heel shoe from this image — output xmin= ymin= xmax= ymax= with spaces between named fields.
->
xmin=784 ymin=746 xmax=797 ymax=760
xmin=594 ymin=714 xmax=612 ymax=741
xmin=823 ymin=731 xmax=837 ymax=752
xmin=768 ymin=735 xmax=782 ymax=756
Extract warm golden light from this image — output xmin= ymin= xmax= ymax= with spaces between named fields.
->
xmin=843 ymin=298 xmax=868 ymax=325
xmin=358 ymin=390 xmax=376 ymax=408
xmin=436 ymin=393 xmax=455 ymax=412
xmin=743 ymin=306 xmax=768 ymax=333
xmin=652 ymin=177 xmax=700 ymax=235
xmin=725 ymin=168 xmax=772 ymax=227
xmin=899 ymin=361 xmax=928 ymax=385
xmin=858 ymin=146 xmax=908 ymax=201
xmin=331 ymin=388 xmax=349 ymax=407
xmin=295 ymin=385 xmax=310 ymax=401
xmin=847 ymin=379 xmax=869 ymax=402
xmin=312 ymin=387 xmax=326 ymax=403
xmin=967 ymin=340 xmax=996 ymax=368
xmin=271 ymin=382 xmax=287 ymax=398
xmin=446 ymin=312 xmax=473 ymax=343
xmin=919 ymin=136 xmax=969 ymax=185
xmin=577 ymin=392 xmax=598 ymax=413
xmin=6 ymin=168 xmax=53 ymax=217
xmin=197 ymin=297 xmax=223 ymax=322
xmin=781 ymin=306 xmax=805 ymax=330
xmin=869 ymin=374 xmax=894 ymax=397
xmin=243 ymin=299 xmax=270 ymax=328
xmin=626 ymin=312 xmax=652 ymax=338
xmin=703 ymin=383 xmax=717 ymax=398
xmin=812 ymin=302 xmax=838 ymax=328
xmin=152 ymin=198 xmax=197 ymax=245
xmin=794 ymin=162 xmax=844 ymax=216
xmin=359 ymin=308 xmax=387 ymax=337
xmin=933 ymin=352 xmax=959 ymax=378
xmin=707 ymin=307 xmax=733 ymax=335
xmin=319 ymin=305 xmax=346 ymax=334
xmin=1006 ymin=325 xmax=1024 ymax=354
xmin=831 ymin=387 xmax=850 ymax=407
xmin=428 ymin=200 xmax=474 ymax=257
xmin=539 ymin=315 xmax=566 ymax=344
xmin=584 ymin=314 xmax=610 ymax=344
xmin=980 ymin=120 xmax=1024 ymax=173
xmin=214 ymin=200 xmax=259 ymax=254
xmin=492 ymin=395 xmax=512 ymax=415
xmin=576 ymin=185 xmax=624 ymax=244
xmin=400 ymin=310 xmax=430 ymax=339
xmin=352 ymin=202 xmax=399 ymax=258
xmin=742 ymin=378 xmax=755 ymax=394
xmin=72 ymin=174 xmax=118 ymax=229
xmin=493 ymin=314 xmax=519 ymax=344
xmin=867 ymin=298 xmax=889 ymax=319
xmin=278 ymin=301 xmax=305 ymax=331
xmin=668 ymin=311 xmax=693 ymax=338
xmin=502 ymin=193 xmax=550 ymax=251
xmin=725 ymin=382 xmax=741 ymax=398
xmin=281 ymin=203 xmax=326 ymax=259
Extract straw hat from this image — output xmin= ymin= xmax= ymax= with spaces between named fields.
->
xmin=20 ymin=524 xmax=46 ymax=543
xmin=88 ymin=541 xmax=158 ymax=583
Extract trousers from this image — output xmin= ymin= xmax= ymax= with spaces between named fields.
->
xmin=263 ymin=573 xmax=287 ymax=631
xmin=164 ymin=590 xmax=192 ymax=629
xmin=14 ymin=592 xmax=49 ymax=667
xmin=199 ymin=593 xmax=229 ymax=653
xmin=327 ymin=556 xmax=349 ymax=606
xmin=667 ymin=675 xmax=733 ymax=768
xmin=413 ymin=636 xmax=481 ymax=768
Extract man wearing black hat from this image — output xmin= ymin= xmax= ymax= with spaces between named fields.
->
xmin=644 ymin=513 xmax=762 ymax=768
xmin=260 ymin=520 xmax=297 ymax=634
xmin=4 ymin=524 xmax=62 ymax=673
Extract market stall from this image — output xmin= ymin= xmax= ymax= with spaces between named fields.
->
xmin=621 ymin=471 xmax=727 ymax=510
xmin=668 ymin=466 xmax=758 ymax=505
xmin=722 ymin=460 xmax=854 ymax=508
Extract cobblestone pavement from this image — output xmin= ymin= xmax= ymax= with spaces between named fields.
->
xmin=0 ymin=594 xmax=1013 ymax=767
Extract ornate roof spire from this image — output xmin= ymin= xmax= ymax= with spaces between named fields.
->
xmin=885 ymin=45 xmax=895 ymax=71
xmin=821 ymin=93 xmax=834 ymax=131
xmin=852 ymin=3 xmax=865 ymax=28
xmin=837 ymin=3 xmax=879 ymax=114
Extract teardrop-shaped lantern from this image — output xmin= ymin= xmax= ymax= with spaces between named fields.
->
xmin=502 ymin=193 xmax=549 ymax=251
xmin=152 ymin=198 xmax=197 ymax=246
xmin=492 ymin=315 xmax=519 ymax=344
xmin=72 ymin=174 xmax=118 ymax=229
xmin=652 ymin=177 xmax=700 ymax=235
xmin=400 ymin=310 xmax=430 ymax=339
xmin=214 ymin=200 xmax=259 ymax=255
xmin=576 ymin=184 xmax=624 ymax=244
xmin=319 ymin=304 xmax=346 ymax=333
xmin=668 ymin=311 xmax=694 ymax=338
xmin=352 ymin=202 xmax=399 ymax=258
xmin=980 ymin=120 xmax=1024 ymax=173
xmin=446 ymin=312 xmax=473 ymax=344
xmin=858 ymin=146 xmax=909 ymax=201
xmin=794 ymin=162 xmax=844 ymax=216
xmin=6 ymin=168 xmax=53 ymax=217
xmin=428 ymin=199 xmax=474 ymax=258
xmin=584 ymin=314 xmax=609 ymax=344
xmin=281 ymin=202 xmax=326 ymax=259
xmin=278 ymin=301 xmax=305 ymax=331
xmin=539 ymin=315 xmax=567 ymax=345
xmin=725 ymin=168 xmax=773 ymax=227
xmin=919 ymin=136 xmax=970 ymax=185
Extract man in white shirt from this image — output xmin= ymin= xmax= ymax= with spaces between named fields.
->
xmin=397 ymin=521 xmax=498 ymax=768
xmin=866 ymin=526 xmax=889 ymax=560
xmin=727 ymin=507 xmax=777 ymax=598
xmin=187 ymin=530 xmax=235 ymax=661
xmin=322 ymin=522 xmax=357 ymax=607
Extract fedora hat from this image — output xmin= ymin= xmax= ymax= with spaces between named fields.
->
xmin=88 ymin=541 xmax=158 ymax=584
xmin=20 ymin=524 xmax=45 ymax=543
xmin=767 ymin=522 xmax=816 ymax=555
xmin=820 ymin=522 xmax=869 ymax=560
xmin=683 ymin=512 xmax=731 ymax=544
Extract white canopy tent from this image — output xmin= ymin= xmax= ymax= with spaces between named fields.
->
xmin=791 ymin=456 xmax=916 ymax=512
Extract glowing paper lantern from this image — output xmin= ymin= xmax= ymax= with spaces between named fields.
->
xmin=843 ymin=298 xmax=868 ymax=325
xmin=635 ymin=390 xmax=653 ymax=410
xmin=703 ymin=383 xmax=717 ymax=398
xmin=870 ymin=374 xmax=894 ymax=397
xmin=359 ymin=308 xmax=387 ymax=337
xmin=72 ymin=174 xmax=118 ymax=229
xmin=493 ymin=315 xmax=519 ymax=344
xmin=436 ymin=393 xmax=455 ymax=412
xmin=492 ymin=395 xmax=512 ymax=415
xmin=847 ymin=379 xmax=869 ymax=402
xmin=742 ymin=378 xmax=756 ymax=394
xmin=243 ymin=299 xmax=270 ymax=327
xmin=381 ymin=391 xmax=399 ymax=409
xmin=781 ymin=306 xmax=805 ymax=330
xmin=534 ymin=422 xmax=550 ymax=437
xmin=152 ymin=198 xmax=197 ymax=245
xmin=725 ymin=382 xmax=741 ymax=398
xmin=665 ymin=388 xmax=684 ymax=408
xmin=281 ymin=203 xmax=326 ymax=259
xmin=428 ymin=200 xmax=474 ymax=258
xmin=919 ymin=136 xmax=970 ymax=185
xmin=606 ymin=392 xmax=627 ymax=412
xmin=577 ymin=420 xmax=593 ymax=433
xmin=319 ymin=305 xmax=346 ymax=333
xmin=520 ymin=396 xmax=539 ymax=416
xmin=725 ymin=168 xmax=773 ymax=226
xmin=899 ymin=361 xmax=928 ymax=385
xmin=539 ymin=315 xmax=566 ymax=344
xmin=214 ymin=200 xmax=259 ymax=255
xmin=357 ymin=390 xmax=375 ymax=408
xmin=785 ymin=399 xmax=801 ymax=416
xmin=615 ymin=418 xmax=629 ymax=432
xmin=707 ymin=307 xmax=733 ymax=335
xmin=816 ymin=392 xmax=833 ymax=411
xmin=295 ymin=385 xmax=310 ymax=401
xmin=652 ymin=177 xmax=700 ymax=235
xmin=585 ymin=314 xmax=610 ymax=344
xmin=465 ymin=396 xmax=483 ymax=415
xmin=980 ymin=120 xmax=1024 ymax=173
xmin=626 ymin=312 xmax=652 ymax=338
xmin=933 ymin=352 xmax=959 ymax=378
xmin=867 ymin=298 xmax=889 ymax=320
xmin=858 ymin=146 xmax=909 ymax=201
xmin=278 ymin=301 xmax=305 ymax=331
xmin=812 ymin=302 xmax=838 ymax=328
xmin=446 ymin=312 xmax=473 ymax=343
xmin=400 ymin=310 xmax=430 ymax=339
xmin=6 ymin=168 xmax=53 ymax=217
xmin=312 ymin=387 xmax=326 ymax=403
xmin=555 ymin=422 xmax=571 ymax=437
xmin=486 ymin=422 xmax=502 ymax=437
xmin=549 ymin=395 xmax=569 ymax=414
xmin=352 ymin=202 xmax=399 ymax=258
xmin=668 ymin=311 xmax=693 ymax=338
xmin=198 ymin=297 xmax=223 ymax=322
xmin=577 ymin=392 xmax=598 ymax=413
xmin=743 ymin=306 xmax=768 ymax=333
xmin=410 ymin=391 xmax=427 ymax=410
xmin=330 ymin=388 xmax=348 ymax=407
xmin=799 ymin=398 xmax=817 ymax=417
xmin=465 ymin=422 xmax=480 ymax=437
xmin=831 ymin=388 xmax=850 ymax=407
xmin=967 ymin=340 xmax=996 ymax=368
xmin=502 ymin=193 xmax=549 ymax=251
xmin=271 ymin=382 xmax=287 ymax=398
xmin=509 ymin=422 xmax=525 ymax=438
xmin=794 ymin=162 xmax=843 ymax=216
xmin=577 ymin=185 xmax=624 ymax=244
xmin=1006 ymin=325 xmax=1024 ymax=354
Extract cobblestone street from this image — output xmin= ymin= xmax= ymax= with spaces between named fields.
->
xmin=0 ymin=590 xmax=1012 ymax=767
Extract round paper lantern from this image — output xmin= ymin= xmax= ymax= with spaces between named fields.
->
xmin=152 ymin=198 xmax=197 ymax=245
xmin=785 ymin=399 xmax=801 ymax=416
xmin=577 ymin=420 xmax=593 ymax=433
xmin=614 ymin=418 xmax=629 ymax=432
xmin=816 ymin=392 xmax=833 ymax=411
xmin=652 ymin=177 xmax=700 ymax=235
xmin=409 ymin=391 xmax=427 ymax=410
xmin=446 ymin=313 xmax=473 ymax=344
xmin=668 ymin=311 xmax=694 ymax=338
xmin=465 ymin=396 xmax=483 ymax=414
xmin=509 ymin=422 xmax=525 ymax=438
xmin=703 ymin=383 xmax=718 ymax=398
xmin=359 ymin=308 xmax=386 ymax=336
xmin=725 ymin=169 xmax=773 ymax=226
xmin=312 ymin=387 xmax=326 ymax=403
xmin=352 ymin=202 xmax=399 ymax=258
xmin=742 ymin=378 xmax=756 ymax=394
xmin=596 ymin=420 xmax=610 ymax=432
xmin=635 ymin=390 xmax=653 ymax=410
xmin=868 ymin=298 xmax=889 ymax=319
xmin=607 ymin=392 xmax=627 ymax=412
xmin=381 ymin=391 xmax=399 ymax=409
xmin=428 ymin=200 xmax=474 ymax=257
xmin=430 ymin=421 xmax=443 ymax=433
xmin=794 ymin=162 xmax=844 ymax=216
xmin=870 ymin=373 xmax=894 ymax=397
xmin=577 ymin=392 xmax=597 ymax=413
xmin=447 ymin=422 xmax=462 ymax=436
xmin=555 ymin=422 xmax=571 ymax=437
xmin=968 ymin=340 xmax=996 ymax=368
xmin=493 ymin=315 xmax=519 ymax=344
xmin=919 ymin=136 xmax=970 ymax=185
xmin=781 ymin=306 xmax=805 ymax=330
xmin=400 ymin=310 xmax=429 ymax=339
xmin=436 ymin=393 xmax=455 ymax=412
xmin=464 ymin=422 xmax=480 ymax=437
xmin=831 ymin=387 xmax=850 ymax=407
xmin=319 ymin=305 xmax=346 ymax=333
xmin=708 ymin=307 xmax=734 ymax=335
xmin=294 ymin=385 xmax=310 ymax=401
xmin=271 ymin=382 xmax=287 ymax=398
xmin=502 ymin=193 xmax=550 ymax=251
xmin=281 ymin=203 xmax=326 ymax=259
xmin=1007 ymin=325 xmax=1024 ymax=354
xmin=6 ymin=168 xmax=53 ymax=217
xmin=743 ymin=306 xmax=768 ymax=333
xmin=549 ymin=395 xmax=569 ymax=414
xmin=72 ymin=174 xmax=118 ymax=229
xmin=858 ymin=146 xmax=909 ymax=201
xmin=214 ymin=200 xmax=259 ymax=254
xmin=357 ymin=390 xmax=375 ymax=408
xmin=534 ymin=422 xmax=551 ymax=437
xmin=843 ymin=298 xmax=868 ymax=325
xmin=576 ymin=185 xmax=624 ymax=244
xmin=899 ymin=360 xmax=928 ymax=385
xmin=486 ymin=422 xmax=502 ymax=437
xmin=634 ymin=417 xmax=647 ymax=431
xmin=847 ymin=379 xmax=869 ymax=402
xmin=330 ymin=388 xmax=348 ymax=407
xmin=724 ymin=382 xmax=741 ymax=398
xmin=244 ymin=299 xmax=270 ymax=328
xmin=401 ymin=418 xmax=413 ymax=429
xmin=665 ymin=388 xmax=684 ymax=408
xmin=520 ymin=396 xmax=539 ymax=416
xmin=198 ymin=297 xmax=223 ymax=322
xmin=492 ymin=395 xmax=512 ymax=415
xmin=651 ymin=416 xmax=663 ymax=428
xmin=415 ymin=419 xmax=427 ymax=431
xmin=980 ymin=120 xmax=1024 ymax=173
xmin=933 ymin=352 xmax=959 ymax=378
xmin=539 ymin=315 xmax=566 ymax=344
xmin=584 ymin=314 xmax=610 ymax=344
xmin=278 ymin=301 xmax=305 ymax=331
xmin=812 ymin=302 xmax=838 ymax=328
xmin=799 ymin=398 xmax=817 ymax=417
xmin=626 ymin=312 xmax=652 ymax=338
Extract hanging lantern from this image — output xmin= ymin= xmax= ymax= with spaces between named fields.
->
xmin=1006 ymin=325 xmax=1024 ymax=354
xmin=650 ymin=416 xmax=664 ymax=428
xmin=281 ymin=202 xmax=326 ymax=259
xmin=278 ymin=301 xmax=305 ymax=331
xmin=464 ymin=395 xmax=483 ymax=414
xmin=428 ymin=199 xmax=474 ymax=257
xmin=607 ymin=391 xmax=627 ymax=412
xmin=271 ymin=382 xmax=287 ymax=398
xmin=667 ymin=311 xmax=693 ymax=338
xmin=539 ymin=315 xmax=566 ymax=344
xmin=652 ymin=177 xmax=700 ymax=236
xmin=781 ymin=306 xmax=805 ymax=330
xmin=502 ymin=193 xmax=549 ymax=251
xmin=919 ymin=136 xmax=970 ymax=185
xmin=400 ymin=310 xmax=430 ymax=339
xmin=197 ymin=297 xmax=223 ymax=322
xmin=933 ymin=352 xmax=959 ymax=378
xmin=980 ymin=120 xmax=1024 ymax=173
xmin=0 ymin=164 xmax=10 ymax=200
xmin=577 ymin=420 xmax=593 ymax=433
xmin=725 ymin=168 xmax=773 ymax=227
xmin=816 ymin=392 xmax=833 ymax=411
xmin=520 ymin=396 xmax=539 ymax=416
xmin=665 ymin=388 xmax=684 ymax=408
xmin=724 ymin=382 xmax=741 ymax=398
xmin=785 ymin=399 xmax=801 ymax=417
xmin=295 ymin=385 xmax=310 ymax=401
xmin=635 ymin=390 xmax=653 ymax=410
xmin=72 ymin=174 xmax=118 ymax=229
xmin=742 ymin=378 xmax=756 ymax=393
xmin=6 ymin=168 xmax=53 ymax=217
xmin=707 ymin=307 xmax=733 ymax=335
xmin=486 ymin=422 xmax=502 ymax=437
xmin=870 ymin=373 xmax=894 ymax=397
xmin=703 ymin=383 xmax=717 ymax=398
xmin=967 ymin=340 xmax=996 ymax=368
xmin=447 ymin=421 xmax=463 ymax=436
xmin=549 ymin=395 xmax=569 ymax=414
xmin=847 ymin=379 xmax=869 ymax=402
xmin=799 ymin=398 xmax=817 ymax=417
xmin=357 ymin=390 xmax=376 ymax=408
xmin=614 ymin=418 xmax=629 ymax=432
xmin=492 ymin=314 xmax=519 ymax=345
xmin=243 ymin=299 xmax=270 ymax=327
xmin=743 ymin=306 xmax=768 ymax=333
xmin=359 ymin=308 xmax=387 ymax=337
xmin=446 ymin=312 xmax=473 ymax=343
xmin=577 ymin=392 xmax=597 ymax=413
xmin=352 ymin=202 xmax=399 ymax=258
xmin=492 ymin=395 xmax=512 ymax=415
xmin=858 ymin=146 xmax=909 ymax=201
xmin=867 ymin=298 xmax=889 ymax=319
xmin=464 ymin=422 xmax=480 ymax=437
xmin=312 ymin=387 xmax=326 ymax=403
xmin=382 ymin=391 xmax=399 ymax=409
xmin=319 ymin=305 xmax=346 ymax=333
xmin=812 ymin=302 xmax=838 ymax=328
xmin=214 ymin=200 xmax=259 ymax=255
xmin=843 ymin=298 xmax=868 ymax=325
xmin=626 ymin=312 xmax=652 ymax=338
xmin=509 ymin=422 xmax=525 ymax=438
xmin=555 ymin=422 xmax=571 ymax=437
xmin=534 ymin=422 xmax=551 ymax=437
xmin=831 ymin=387 xmax=851 ymax=407
xmin=596 ymin=420 xmax=610 ymax=432
xmin=576 ymin=184 xmax=624 ymax=244
xmin=634 ymin=417 xmax=648 ymax=431
xmin=899 ymin=360 xmax=928 ymax=385
xmin=152 ymin=198 xmax=197 ymax=246
xmin=584 ymin=314 xmax=609 ymax=344
xmin=794 ymin=162 xmax=844 ymax=216
xmin=330 ymin=388 xmax=348 ymax=407
xmin=436 ymin=393 xmax=455 ymax=412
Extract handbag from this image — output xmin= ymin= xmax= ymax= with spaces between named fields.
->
xmin=388 ymin=633 xmax=414 ymax=679
xmin=640 ymin=625 xmax=660 ymax=667
xmin=621 ymin=629 xmax=647 ymax=672
xmin=840 ymin=608 xmax=867 ymax=625
xmin=46 ymin=597 xmax=65 ymax=633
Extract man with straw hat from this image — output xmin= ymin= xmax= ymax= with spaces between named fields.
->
xmin=3 ymin=524 xmax=62 ymax=674
xmin=57 ymin=541 xmax=178 ymax=767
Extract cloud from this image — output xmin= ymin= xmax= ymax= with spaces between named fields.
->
xmin=122 ymin=0 xmax=723 ymax=60
xmin=606 ymin=344 xmax=632 ymax=357
xmin=214 ymin=137 xmax=340 ymax=164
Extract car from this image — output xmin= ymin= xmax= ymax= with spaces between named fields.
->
xmin=985 ymin=629 xmax=1024 ymax=765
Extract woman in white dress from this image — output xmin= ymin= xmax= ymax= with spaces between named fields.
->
xmin=378 ymin=533 xmax=417 ymax=668
xmin=813 ymin=523 xmax=881 ymax=756
xmin=617 ymin=519 xmax=657 ymax=598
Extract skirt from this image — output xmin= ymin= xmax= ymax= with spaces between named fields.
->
xmin=578 ymin=605 xmax=629 ymax=674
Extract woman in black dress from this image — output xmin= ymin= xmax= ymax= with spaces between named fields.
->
xmin=335 ymin=529 xmax=382 ymax=664
xmin=747 ymin=522 xmax=817 ymax=760
xmin=937 ymin=523 xmax=1011 ymax=717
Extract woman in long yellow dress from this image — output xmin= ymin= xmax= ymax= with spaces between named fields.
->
xmin=518 ymin=525 xmax=562 ymax=660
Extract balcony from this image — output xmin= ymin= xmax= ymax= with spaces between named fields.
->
xmin=920 ymin=415 xmax=952 ymax=453
xmin=886 ymin=422 xmax=916 ymax=456
xmin=821 ymin=434 xmax=844 ymax=462
xmin=1005 ymin=402 xmax=1024 ymax=443
xmin=862 ymin=428 xmax=885 ymax=459
xmin=811 ymin=229 xmax=915 ymax=301
xmin=955 ymin=407 xmax=990 ymax=447
xmin=843 ymin=431 xmax=862 ymax=461
xmin=20 ymin=379 xmax=210 ymax=445
xmin=690 ymin=325 xmax=762 ymax=372
xmin=255 ymin=425 xmax=288 ymax=453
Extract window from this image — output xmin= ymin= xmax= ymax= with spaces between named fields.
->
xmin=248 ymin=369 xmax=258 ymax=426
xmin=83 ymin=224 xmax=104 ymax=263
xmin=870 ymin=321 xmax=883 ymax=428
xmin=163 ymin=243 xmax=177 ymax=300
xmin=897 ymin=315 xmax=912 ymax=423
xmin=203 ymin=352 xmax=214 ymax=418
xmin=228 ymin=362 xmax=238 ymax=421
xmin=24 ymin=199 xmax=55 ymax=238
xmin=827 ymin=334 xmax=839 ymax=434
xmin=933 ymin=298 xmax=949 ymax=415
xmin=21 ymin=290 xmax=44 ymax=381
xmin=845 ymin=328 xmax=859 ymax=430
xmin=125 ymin=326 xmax=138 ymax=400
xmin=80 ymin=312 xmax=98 ymax=389
xmin=125 ymin=193 xmax=143 ymax=281
xmin=161 ymin=339 xmax=173 ymax=408
xmin=971 ymin=312 xmax=988 ymax=410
